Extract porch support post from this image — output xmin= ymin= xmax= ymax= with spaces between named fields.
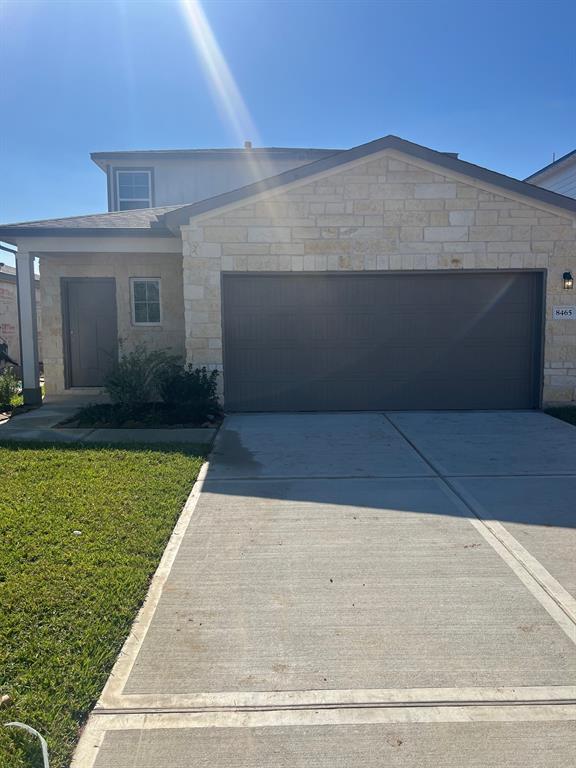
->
xmin=15 ymin=248 xmax=42 ymax=405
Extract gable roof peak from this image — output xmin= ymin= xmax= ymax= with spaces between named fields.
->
xmin=161 ymin=134 xmax=576 ymax=231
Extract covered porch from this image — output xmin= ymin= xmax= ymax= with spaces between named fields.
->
xmin=0 ymin=209 xmax=184 ymax=405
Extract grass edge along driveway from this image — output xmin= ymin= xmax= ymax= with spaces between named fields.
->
xmin=0 ymin=441 xmax=205 ymax=768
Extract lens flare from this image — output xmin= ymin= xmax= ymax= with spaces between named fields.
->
xmin=179 ymin=0 xmax=285 ymax=215
xmin=179 ymin=0 xmax=259 ymax=148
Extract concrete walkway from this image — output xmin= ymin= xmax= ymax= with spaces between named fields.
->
xmin=74 ymin=412 xmax=576 ymax=767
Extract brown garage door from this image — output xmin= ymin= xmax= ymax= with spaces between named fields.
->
xmin=222 ymin=272 xmax=543 ymax=411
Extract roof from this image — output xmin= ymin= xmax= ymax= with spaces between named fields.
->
xmin=0 ymin=264 xmax=40 ymax=282
xmin=0 ymin=205 xmax=180 ymax=238
xmin=0 ymin=264 xmax=16 ymax=277
xmin=2 ymin=135 xmax=576 ymax=240
xmin=162 ymin=134 xmax=576 ymax=231
xmin=525 ymin=148 xmax=576 ymax=182
xmin=91 ymin=146 xmax=342 ymax=171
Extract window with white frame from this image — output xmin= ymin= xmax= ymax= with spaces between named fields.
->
xmin=131 ymin=278 xmax=161 ymax=325
xmin=116 ymin=170 xmax=152 ymax=210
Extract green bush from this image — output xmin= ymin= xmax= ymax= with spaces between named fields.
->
xmin=104 ymin=344 xmax=181 ymax=409
xmin=160 ymin=364 xmax=221 ymax=422
xmin=84 ymin=346 xmax=222 ymax=426
xmin=0 ymin=367 xmax=20 ymax=409
xmin=69 ymin=402 xmax=165 ymax=427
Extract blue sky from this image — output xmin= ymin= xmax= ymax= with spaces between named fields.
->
xmin=1 ymin=0 xmax=575 ymax=266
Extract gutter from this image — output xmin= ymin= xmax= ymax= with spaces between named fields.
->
xmin=0 ymin=227 xmax=175 ymax=238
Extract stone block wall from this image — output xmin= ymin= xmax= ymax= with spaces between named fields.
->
xmin=181 ymin=150 xmax=576 ymax=404
xmin=40 ymin=252 xmax=184 ymax=394
xmin=0 ymin=273 xmax=42 ymax=371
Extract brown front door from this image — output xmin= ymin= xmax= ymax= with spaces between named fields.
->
xmin=63 ymin=278 xmax=118 ymax=387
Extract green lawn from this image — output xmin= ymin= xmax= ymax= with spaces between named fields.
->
xmin=545 ymin=406 xmax=576 ymax=426
xmin=0 ymin=442 xmax=205 ymax=768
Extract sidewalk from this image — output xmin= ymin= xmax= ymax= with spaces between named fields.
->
xmin=0 ymin=399 xmax=216 ymax=445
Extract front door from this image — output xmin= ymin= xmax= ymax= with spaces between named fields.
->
xmin=63 ymin=278 xmax=118 ymax=387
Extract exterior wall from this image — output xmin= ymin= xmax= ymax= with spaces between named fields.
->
xmin=0 ymin=269 xmax=42 ymax=370
xmin=106 ymin=151 xmax=339 ymax=210
xmin=529 ymin=158 xmax=576 ymax=200
xmin=181 ymin=150 xmax=576 ymax=405
xmin=39 ymin=252 xmax=184 ymax=395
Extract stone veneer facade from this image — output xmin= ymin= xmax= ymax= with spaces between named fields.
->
xmin=40 ymin=252 xmax=185 ymax=395
xmin=181 ymin=150 xmax=576 ymax=404
xmin=0 ymin=271 xmax=42 ymax=370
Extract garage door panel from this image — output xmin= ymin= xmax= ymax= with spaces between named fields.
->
xmin=227 ymin=378 xmax=405 ymax=412
xmin=222 ymin=273 xmax=542 ymax=411
xmin=463 ymin=312 xmax=534 ymax=341
xmin=383 ymin=376 xmax=530 ymax=411
xmin=395 ymin=308 xmax=533 ymax=342
xmin=391 ymin=272 xmax=528 ymax=303
xmin=228 ymin=346 xmax=380 ymax=382
xmin=230 ymin=314 xmax=383 ymax=345
xmin=225 ymin=374 xmax=533 ymax=412
xmin=387 ymin=344 xmax=533 ymax=376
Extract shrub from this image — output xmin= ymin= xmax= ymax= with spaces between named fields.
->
xmin=69 ymin=402 xmax=164 ymax=427
xmin=104 ymin=344 xmax=181 ymax=408
xmin=0 ymin=367 xmax=20 ymax=409
xmin=160 ymin=365 xmax=221 ymax=422
xmin=78 ymin=348 xmax=222 ymax=427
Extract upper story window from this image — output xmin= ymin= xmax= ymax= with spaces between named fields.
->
xmin=115 ymin=170 xmax=153 ymax=210
xmin=130 ymin=278 xmax=161 ymax=325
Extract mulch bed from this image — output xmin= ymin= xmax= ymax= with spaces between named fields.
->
xmin=59 ymin=402 xmax=223 ymax=429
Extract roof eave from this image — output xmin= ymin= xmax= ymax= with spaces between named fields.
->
xmin=90 ymin=148 xmax=343 ymax=168
xmin=0 ymin=272 xmax=39 ymax=283
xmin=0 ymin=227 xmax=175 ymax=239
xmin=90 ymin=154 xmax=108 ymax=172
xmin=525 ymin=150 xmax=576 ymax=182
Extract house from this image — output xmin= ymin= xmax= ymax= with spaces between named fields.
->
xmin=525 ymin=149 xmax=576 ymax=199
xmin=0 ymin=262 xmax=42 ymax=373
xmin=0 ymin=135 xmax=574 ymax=410
xmin=91 ymin=144 xmax=341 ymax=211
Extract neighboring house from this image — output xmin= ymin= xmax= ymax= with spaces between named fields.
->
xmin=0 ymin=263 xmax=41 ymax=372
xmin=525 ymin=149 xmax=576 ymax=199
xmin=0 ymin=135 xmax=574 ymax=409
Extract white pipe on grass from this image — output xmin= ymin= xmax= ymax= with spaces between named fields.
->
xmin=5 ymin=722 xmax=50 ymax=767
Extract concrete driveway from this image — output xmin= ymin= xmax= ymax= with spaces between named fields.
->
xmin=75 ymin=412 xmax=576 ymax=767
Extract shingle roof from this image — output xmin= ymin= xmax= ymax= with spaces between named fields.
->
xmin=0 ymin=205 xmax=182 ymax=237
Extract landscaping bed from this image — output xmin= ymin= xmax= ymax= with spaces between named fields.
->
xmin=0 ymin=441 xmax=205 ymax=768
xmin=59 ymin=402 xmax=223 ymax=429
xmin=55 ymin=345 xmax=224 ymax=432
xmin=545 ymin=406 xmax=576 ymax=427
xmin=0 ymin=367 xmax=23 ymax=417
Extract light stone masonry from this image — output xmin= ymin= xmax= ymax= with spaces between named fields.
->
xmin=181 ymin=150 xmax=576 ymax=404
xmin=40 ymin=252 xmax=185 ymax=395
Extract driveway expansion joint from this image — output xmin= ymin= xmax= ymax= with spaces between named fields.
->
xmin=71 ymin=412 xmax=576 ymax=767
xmin=383 ymin=413 xmax=576 ymax=637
